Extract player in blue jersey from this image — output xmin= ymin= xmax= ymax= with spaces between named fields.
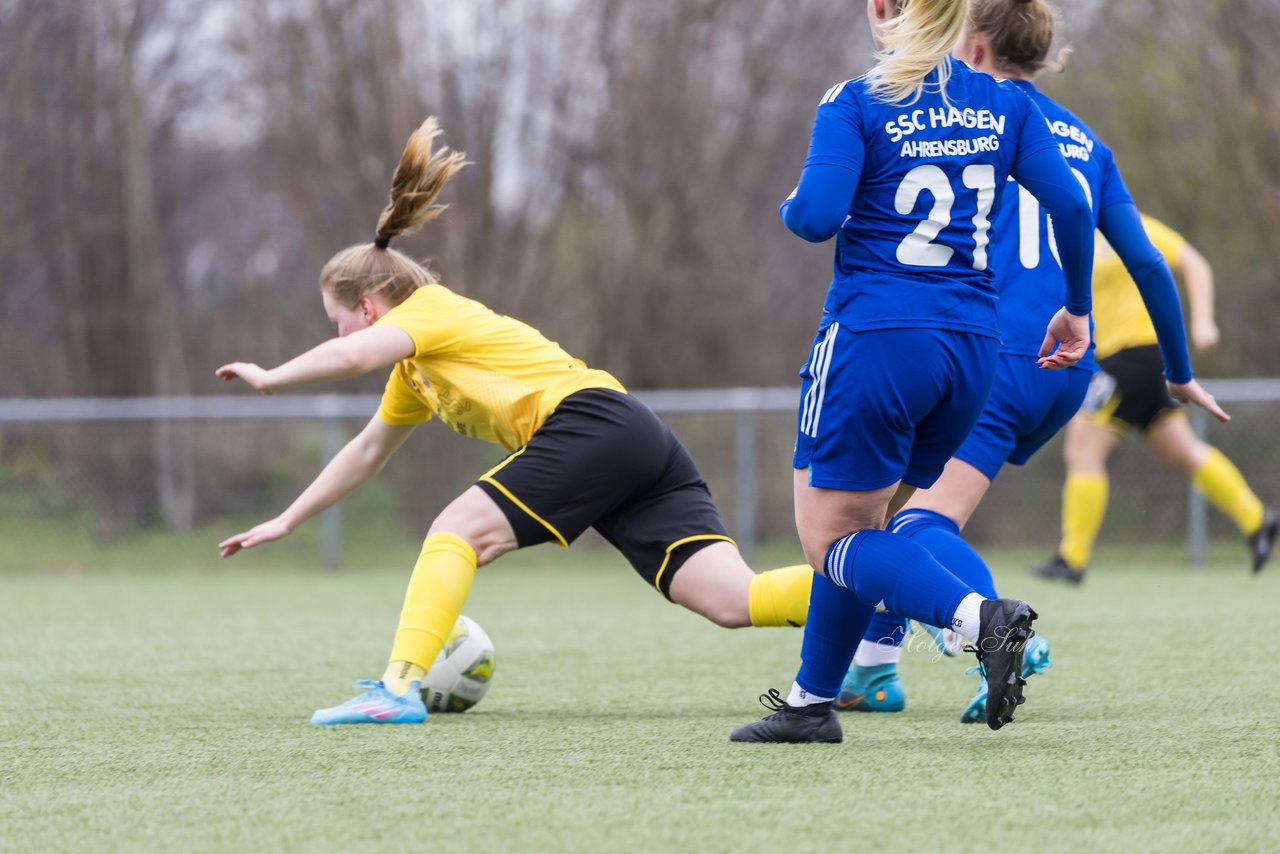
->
xmin=730 ymin=0 xmax=1097 ymax=743
xmin=832 ymin=0 xmax=1230 ymax=724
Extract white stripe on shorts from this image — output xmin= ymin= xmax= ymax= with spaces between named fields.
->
xmin=800 ymin=323 xmax=839 ymax=438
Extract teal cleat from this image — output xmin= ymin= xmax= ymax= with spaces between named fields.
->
xmin=960 ymin=634 xmax=1051 ymax=724
xmin=959 ymin=667 xmax=988 ymax=724
xmin=916 ymin=622 xmax=963 ymax=657
xmin=835 ymin=663 xmax=906 ymax=713
xmin=310 ymin=679 xmax=427 ymax=725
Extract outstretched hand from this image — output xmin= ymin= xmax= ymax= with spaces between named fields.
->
xmin=219 ymin=518 xmax=292 ymax=558
xmin=1038 ymin=309 xmax=1092 ymax=370
xmin=1168 ymin=378 xmax=1231 ymax=423
xmin=216 ymin=362 xmax=274 ymax=394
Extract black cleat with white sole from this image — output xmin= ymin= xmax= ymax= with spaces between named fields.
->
xmin=729 ymin=689 xmax=843 ymax=743
xmin=1248 ymin=509 xmax=1278 ymax=574
xmin=972 ymin=598 xmax=1038 ymax=731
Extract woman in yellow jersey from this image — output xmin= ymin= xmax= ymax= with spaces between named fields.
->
xmin=215 ymin=119 xmax=812 ymax=724
xmin=1033 ymin=213 xmax=1277 ymax=583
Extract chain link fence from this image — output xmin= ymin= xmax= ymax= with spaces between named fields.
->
xmin=2 ymin=382 xmax=1276 ymax=570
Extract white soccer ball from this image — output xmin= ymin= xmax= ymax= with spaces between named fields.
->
xmin=420 ymin=615 xmax=496 ymax=713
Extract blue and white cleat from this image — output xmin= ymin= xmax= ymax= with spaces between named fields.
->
xmin=960 ymin=634 xmax=1051 ymax=724
xmin=835 ymin=663 xmax=905 ymax=713
xmin=310 ymin=679 xmax=427 ymax=725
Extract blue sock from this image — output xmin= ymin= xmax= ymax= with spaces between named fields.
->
xmin=824 ymin=528 xmax=975 ymax=631
xmin=889 ymin=508 xmax=998 ymax=598
xmin=796 ymin=572 xmax=873 ymax=699
xmin=863 ymin=611 xmax=908 ymax=645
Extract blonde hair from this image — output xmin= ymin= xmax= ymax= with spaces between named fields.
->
xmin=320 ymin=117 xmax=468 ymax=308
xmin=967 ymin=0 xmax=1067 ymax=78
xmin=866 ymin=0 xmax=969 ymax=105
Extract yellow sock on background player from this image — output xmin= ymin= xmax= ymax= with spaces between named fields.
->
xmin=1192 ymin=447 xmax=1264 ymax=535
xmin=1058 ymin=473 xmax=1109 ymax=571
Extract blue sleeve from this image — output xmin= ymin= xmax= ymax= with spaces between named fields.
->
xmin=779 ymin=86 xmax=865 ymax=243
xmin=1098 ymin=201 xmax=1194 ymax=383
xmin=1011 ymin=146 xmax=1094 ymax=316
xmin=780 ymin=163 xmax=860 ymax=242
xmin=1096 ymin=147 xmax=1132 ymax=211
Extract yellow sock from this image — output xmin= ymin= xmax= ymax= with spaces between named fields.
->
xmin=1193 ymin=447 xmax=1265 ymax=535
xmin=748 ymin=564 xmax=813 ymax=627
xmin=1059 ymin=474 xmax=1108 ymax=570
xmin=384 ymin=532 xmax=478 ymax=696
xmin=381 ymin=661 xmax=427 ymax=696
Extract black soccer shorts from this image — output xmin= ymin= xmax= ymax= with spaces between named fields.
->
xmin=1082 ymin=344 xmax=1182 ymax=432
xmin=475 ymin=389 xmax=734 ymax=599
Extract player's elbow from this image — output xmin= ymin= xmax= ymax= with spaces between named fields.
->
xmin=1058 ymin=193 xmax=1091 ymax=231
xmin=1127 ymin=252 xmax=1169 ymax=295
xmin=335 ymin=338 xmax=382 ymax=376
xmin=1178 ymin=245 xmax=1214 ymax=285
xmin=782 ymin=200 xmax=843 ymax=243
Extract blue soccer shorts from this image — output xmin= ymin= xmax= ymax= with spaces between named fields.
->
xmin=953 ymin=353 xmax=1093 ymax=480
xmin=793 ymin=324 xmax=998 ymax=491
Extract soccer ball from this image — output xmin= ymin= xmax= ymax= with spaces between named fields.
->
xmin=420 ymin=615 xmax=496 ymax=713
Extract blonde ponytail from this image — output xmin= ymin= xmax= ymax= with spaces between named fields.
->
xmin=320 ymin=117 xmax=468 ymax=309
xmin=866 ymin=0 xmax=969 ymax=105
xmin=375 ymin=117 xmax=468 ymax=242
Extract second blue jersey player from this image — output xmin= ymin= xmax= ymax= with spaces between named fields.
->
xmin=835 ymin=0 xmax=1230 ymax=724
xmin=731 ymin=0 xmax=1096 ymax=743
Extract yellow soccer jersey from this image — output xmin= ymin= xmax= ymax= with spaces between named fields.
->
xmin=1092 ymin=214 xmax=1187 ymax=361
xmin=375 ymin=285 xmax=625 ymax=450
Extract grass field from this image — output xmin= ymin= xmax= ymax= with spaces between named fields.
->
xmin=3 ymin=539 xmax=1279 ymax=853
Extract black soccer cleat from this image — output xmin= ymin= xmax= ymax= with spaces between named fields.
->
xmin=1248 ymin=509 xmax=1278 ymax=574
xmin=729 ymin=689 xmax=843 ymax=744
xmin=1030 ymin=554 xmax=1085 ymax=585
xmin=971 ymin=598 xmax=1038 ymax=731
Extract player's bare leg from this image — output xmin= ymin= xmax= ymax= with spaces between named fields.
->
xmin=313 ymin=487 xmax=517 ymax=725
xmin=1145 ymin=413 xmax=1276 ymax=571
xmin=667 ymin=543 xmax=812 ymax=629
xmin=1033 ymin=414 xmax=1122 ymax=583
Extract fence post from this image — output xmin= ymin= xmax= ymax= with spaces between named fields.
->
xmin=321 ymin=415 xmax=343 ymax=570
xmin=734 ymin=411 xmax=759 ymax=560
xmin=1188 ymin=406 xmax=1209 ymax=567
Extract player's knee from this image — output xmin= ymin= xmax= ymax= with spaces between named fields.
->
xmin=1063 ymin=442 xmax=1107 ymax=474
xmin=799 ymin=528 xmax=874 ymax=574
xmin=428 ymin=494 xmax=517 ymax=567
xmin=426 ymin=519 xmax=513 ymax=567
xmin=800 ymin=543 xmax=827 ymax=573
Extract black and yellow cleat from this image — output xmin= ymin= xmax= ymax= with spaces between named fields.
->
xmin=1029 ymin=554 xmax=1085 ymax=585
xmin=729 ymin=689 xmax=842 ymax=743
xmin=971 ymin=598 xmax=1038 ymax=731
xmin=1248 ymin=509 xmax=1278 ymax=574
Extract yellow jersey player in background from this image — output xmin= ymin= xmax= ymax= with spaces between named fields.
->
xmin=215 ymin=118 xmax=813 ymax=724
xmin=1034 ymin=214 xmax=1277 ymax=583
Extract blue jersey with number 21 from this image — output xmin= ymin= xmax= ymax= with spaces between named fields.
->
xmin=797 ymin=58 xmax=1072 ymax=338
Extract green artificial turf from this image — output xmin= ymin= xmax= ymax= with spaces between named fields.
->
xmin=3 ymin=543 xmax=1278 ymax=853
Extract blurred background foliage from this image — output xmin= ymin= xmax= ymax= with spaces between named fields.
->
xmin=1 ymin=0 xmax=1276 ymax=548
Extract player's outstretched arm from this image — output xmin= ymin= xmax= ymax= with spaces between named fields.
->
xmin=219 ymin=416 xmax=416 ymax=558
xmin=1177 ymin=243 xmax=1220 ymax=352
xmin=1098 ymin=204 xmax=1228 ymax=423
xmin=216 ymin=325 xmax=415 ymax=394
xmin=1167 ymin=379 xmax=1230 ymax=423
